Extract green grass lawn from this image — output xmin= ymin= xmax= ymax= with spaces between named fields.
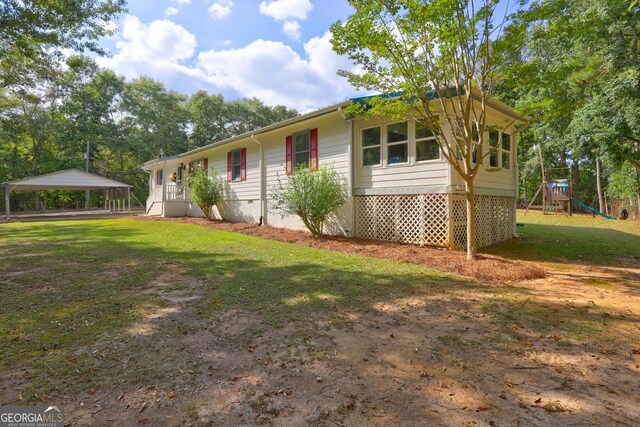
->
xmin=486 ymin=210 xmax=640 ymax=266
xmin=0 ymin=215 xmax=638 ymax=426
xmin=0 ymin=218 xmax=457 ymax=398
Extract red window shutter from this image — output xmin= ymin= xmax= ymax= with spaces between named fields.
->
xmin=188 ymin=162 xmax=193 ymax=174
xmin=226 ymin=151 xmax=232 ymax=182
xmin=285 ymin=135 xmax=293 ymax=175
xmin=203 ymin=158 xmax=208 ymax=172
xmin=240 ymin=148 xmax=247 ymax=181
xmin=309 ymin=128 xmax=318 ymax=170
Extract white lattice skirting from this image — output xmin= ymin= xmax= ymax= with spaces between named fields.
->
xmin=355 ymin=194 xmax=515 ymax=249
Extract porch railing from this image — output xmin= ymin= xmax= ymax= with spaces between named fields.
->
xmin=166 ymin=184 xmax=191 ymax=201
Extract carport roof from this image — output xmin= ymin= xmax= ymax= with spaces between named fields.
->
xmin=1 ymin=169 xmax=132 ymax=191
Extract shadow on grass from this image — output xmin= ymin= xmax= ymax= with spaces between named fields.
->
xmin=485 ymin=223 xmax=640 ymax=266
xmin=1 ymin=219 xmax=639 ymax=425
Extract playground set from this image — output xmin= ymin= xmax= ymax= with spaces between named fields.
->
xmin=524 ymin=146 xmax=618 ymax=220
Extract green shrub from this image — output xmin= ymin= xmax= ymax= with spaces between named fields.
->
xmin=271 ymin=165 xmax=347 ymax=237
xmin=187 ymin=167 xmax=224 ymax=220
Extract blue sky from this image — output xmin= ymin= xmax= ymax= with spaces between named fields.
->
xmin=97 ymin=0 xmax=359 ymax=112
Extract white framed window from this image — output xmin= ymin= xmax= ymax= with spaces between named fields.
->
xmin=488 ymin=129 xmax=500 ymax=168
xmin=293 ymin=130 xmax=310 ymax=168
xmin=387 ymin=121 xmax=408 ymax=165
xmin=231 ymin=149 xmax=242 ymax=181
xmin=501 ymin=132 xmax=511 ymax=169
xmin=192 ymin=158 xmax=205 ymax=171
xmin=362 ymin=126 xmax=381 ymax=166
xmin=415 ymin=121 xmax=440 ymax=162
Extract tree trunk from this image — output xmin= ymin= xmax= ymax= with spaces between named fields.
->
xmin=636 ymin=166 xmax=640 ymax=216
xmin=464 ymin=181 xmax=477 ymax=261
xmin=596 ymin=156 xmax=605 ymax=213
xmin=572 ymin=159 xmax=579 ymax=212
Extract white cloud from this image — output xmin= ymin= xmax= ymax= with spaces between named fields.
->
xmin=196 ymin=31 xmax=358 ymax=111
xmin=282 ymin=20 xmax=301 ymax=40
xmin=259 ymin=0 xmax=313 ymax=40
xmin=99 ymin=15 xmax=359 ymax=111
xmin=170 ymin=0 xmax=191 ymax=4
xmin=164 ymin=7 xmax=179 ymax=16
xmin=259 ymin=0 xmax=313 ymax=21
xmin=97 ymin=15 xmax=199 ymax=81
xmin=208 ymin=0 xmax=233 ymax=19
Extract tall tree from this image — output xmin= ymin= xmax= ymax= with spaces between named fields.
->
xmin=332 ymin=0 xmax=511 ymax=260
xmin=187 ymin=93 xmax=298 ymax=148
xmin=498 ymin=0 xmax=640 ymax=210
xmin=0 ymin=0 xmax=125 ymax=88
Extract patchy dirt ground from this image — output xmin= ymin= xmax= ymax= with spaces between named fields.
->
xmin=20 ymin=262 xmax=637 ymax=426
xmin=1 ymin=218 xmax=638 ymax=426
xmin=137 ymin=216 xmax=545 ymax=283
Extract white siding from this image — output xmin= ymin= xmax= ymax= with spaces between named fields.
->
xmin=354 ymin=118 xmax=450 ymax=193
xmin=179 ymin=141 xmax=261 ymax=201
xmin=153 ymin=112 xmax=353 ymax=234
xmin=450 ymin=118 xmax=518 ymax=196
xmin=262 ymin=112 xmax=352 ymax=234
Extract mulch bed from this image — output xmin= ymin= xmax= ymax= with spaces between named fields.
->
xmin=135 ymin=216 xmax=545 ymax=283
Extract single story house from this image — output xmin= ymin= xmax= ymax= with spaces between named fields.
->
xmin=143 ymin=93 xmax=526 ymax=249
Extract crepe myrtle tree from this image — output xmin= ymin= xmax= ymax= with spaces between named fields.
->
xmin=271 ymin=165 xmax=347 ymax=238
xmin=187 ymin=166 xmax=224 ymax=220
xmin=331 ymin=0 xmax=517 ymax=260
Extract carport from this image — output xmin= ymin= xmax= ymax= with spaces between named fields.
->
xmin=1 ymin=169 xmax=132 ymax=220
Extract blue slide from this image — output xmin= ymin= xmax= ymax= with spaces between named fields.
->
xmin=570 ymin=197 xmax=616 ymax=220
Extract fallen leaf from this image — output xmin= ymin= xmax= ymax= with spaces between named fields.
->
xmin=87 ymin=388 xmax=95 ymax=395
xmin=139 ymin=401 xmax=149 ymax=413
xmin=541 ymin=401 xmax=566 ymax=413
xmin=534 ymin=398 xmax=542 ymax=404
xmin=137 ymin=418 xmax=149 ymax=424
xmin=166 ymin=391 xmax=175 ymax=399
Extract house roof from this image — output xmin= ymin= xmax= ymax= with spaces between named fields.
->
xmin=143 ymin=91 xmax=527 ymax=168
xmin=1 ymin=169 xmax=132 ymax=191
xmin=351 ymin=89 xmax=529 ymax=123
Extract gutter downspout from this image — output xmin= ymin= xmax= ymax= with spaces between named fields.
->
xmin=337 ymin=107 xmax=355 ymax=237
xmin=250 ymin=135 xmax=266 ymax=225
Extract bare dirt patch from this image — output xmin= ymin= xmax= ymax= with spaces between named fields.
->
xmin=50 ymin=262 xmax=640 ymax=427
xmin=136 ymin=216 xmax=545 ymax=283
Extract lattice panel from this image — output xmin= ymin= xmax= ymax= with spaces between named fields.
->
xmin=423 ymin=194 xmax=449 ymax=246
xmin=450 ymin=195 xmax=515 ymax=248
xmin=355 ymin=194 xmax=449 ymax=247
xmin=451 ymin=195 xmax=468 ymax=248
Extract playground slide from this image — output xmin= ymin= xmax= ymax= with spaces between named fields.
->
xmin=570 ymin=197 xmax=616 ymax=220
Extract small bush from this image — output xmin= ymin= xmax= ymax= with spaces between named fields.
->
xmin=271 ymin=165 xmax=347 ymax=237
xmin=187 ymin=167 xmax=224 ymax=220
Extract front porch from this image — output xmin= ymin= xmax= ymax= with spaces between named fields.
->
xmin=146 ymin=183 xmax=192 ymax=216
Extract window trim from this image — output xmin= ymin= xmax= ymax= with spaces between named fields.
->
xmin=361 ymin=125 xmax=382 ymax=167
xmin=501 ymin=132 xmax=512 ymax=170
xmin=231 ymin=149 xmax=242 ymax=182
xmin=415 ymin=120 xmax=441 ymax=164
xmin=386 ymin=121 xmax=409 ymax=166
xmin=487 ymin=129 xmax=500 ymax=169
xmin=292 ymin=129 xmax=311 ymax=169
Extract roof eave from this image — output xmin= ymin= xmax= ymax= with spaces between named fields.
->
xmin=177 ymin=100 xmax=352 ymax=159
